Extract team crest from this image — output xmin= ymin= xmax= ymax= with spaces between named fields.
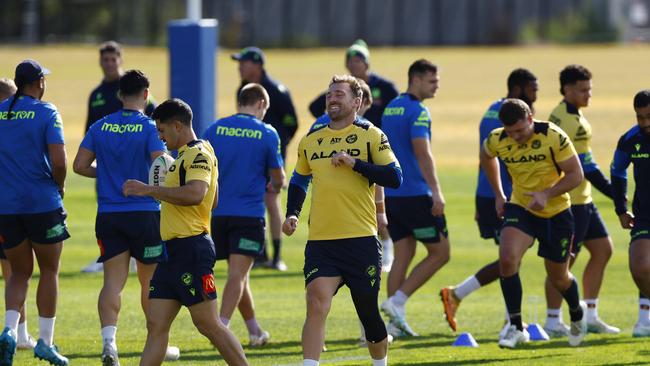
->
xmin=531 ymin=140 xmax=541 ymax=149
xmin=346 ymin=134 xmax=358 ymax=143
xmin=366 ymin=265 xmax=377 ymax=278
xmin=181 ymin=273 xmax=193 ymax=286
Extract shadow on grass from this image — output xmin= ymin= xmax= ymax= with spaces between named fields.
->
xmin=391 ymin=353 xmax=563 ymax=365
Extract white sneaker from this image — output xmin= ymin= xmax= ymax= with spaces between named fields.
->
xmin=498 ymin=325 xmax=529 ymax=349
xmin=101 ymin=342 xmax=120 ymax=366
xmin=568 ymin=302 xmax=587 ymax=347
xmin=164 ymin=346 xmax=180 ymax=361
xmin=587 ymin=318 xmax=620 ymax=334
xmin=386 ymin=321 xmax=406 ymax=338
xmin=249 ymin=330 xmax=270 ymax=347
xmin=543 ymin=321 xmax=571 ymax=338
xmin=380 ymin=299 xmax=401 ymax=320
xmin=380 ymin=301 xmax=418 ymax=336
xmin=381 ymin=254 xmax=393 ymax=272
xmin=81 ymin=260 xmax=104 ymax=273
xmin=633 ymin=322 xmax=650 ymax=337
xmin=16 ymin=335 xmax=36 ymax=350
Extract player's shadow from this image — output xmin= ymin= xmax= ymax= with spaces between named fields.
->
xmin=248 ymin=271 xmax=305 ymax=279
xmin=522 ymin=336 xmax=634 ymax=349
xmin=391 ymin=353 xmax=559 ymax=365
xmin=392 ymin=332 xmax=461 ymax=350
xmin=65 ymin=351 xmax=143 ymax=359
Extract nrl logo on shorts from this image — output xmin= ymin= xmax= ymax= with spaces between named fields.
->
xmin=366 ymin=265 xmax=377 ymax=278
xmin=346 ymin=134 xmax=357 ymax=144
xmin=181 ymin=273 xmax=193 ymax=286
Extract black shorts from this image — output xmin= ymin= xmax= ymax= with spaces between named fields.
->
xmin=211 ymin=216 xmax=266 ymax=260
xmin=476 ymin=195 xmax=503 ymax=244
xmin=631 ymin=219 xmax=650 ymax=243
xmin=571 ymin=203 xmax=608 ymax=254
xmin=95 ymin=211 xmax=164 ymax=264
xmin=303 ymin=236 xmax=381 ymax=294
xmin=386 ymin=195 xmax=448 ymax=243
xmin=502 ymin=203 xmax=574 ymax=263
xmin=0 ymin=207 xmax=70 ymax=259
xmin=149 ymin=233 xmax=217 ymax=307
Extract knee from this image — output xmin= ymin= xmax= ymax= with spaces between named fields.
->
xmin=146 ymin=317 xmax=170 ymax=336
xmin=305 ymin=294 xmax=331 ymax=318
xmin=499 ymin=255 xmax=518 ymax=276
xmin=631 ymin=263 xmax=650 ymax=283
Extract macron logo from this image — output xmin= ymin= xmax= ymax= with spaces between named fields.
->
xmin=215 ymin=126 xmax=262 ymax=139
xmin=101 ymin=122 xmax=143 ymax=134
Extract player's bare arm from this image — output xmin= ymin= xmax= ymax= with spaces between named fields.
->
xmin=49 ymin=143 xmax=67 ymax=197
xmin=267 ymin=167 xmax=286 ymax=193
xmin=73 ymin=147 xmax=97 ymax=178
xmin=525 ymin=154 xmax=583 ymax=211
xmin=480 ymin=146 xmax=506 ymax=217
xmin=412 ymin=137 xmax=445 ymax=216
xmin=123 ymin=179 xmax=209 ymax=206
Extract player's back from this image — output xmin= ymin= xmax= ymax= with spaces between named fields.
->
xmin=204 ymin=113 xmax=282 ymax=218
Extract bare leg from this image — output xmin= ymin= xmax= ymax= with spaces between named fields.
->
xmin=302 ymin=276 xmax=340 ymax=361
xmin=140 ymin=299 xmax=181 ymax=366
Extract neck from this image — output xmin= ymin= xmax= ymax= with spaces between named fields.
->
xmin=329 ymin=113 xmax=356 ymax=130
xmin=21 ymin=87 xmax=40 ymax=100
xmin=237 ymin=106 xmax=261 ymax=119
xmin=122 ymin=96 xmax=145 ymax=112
xmin=406 ymin=87 xmax=422 ymax=101
xmin=178 ymin=129 xmax=198 ymax=148
xmin=105 ymin=70 xmax=123 ymax=83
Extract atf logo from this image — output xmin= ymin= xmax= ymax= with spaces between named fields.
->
xmin=181 ymin=273 xmax=193 ymax=286
xmin=202 ymin=274 xmax=216 ymax=294
xmin=346 ymin=134 xmax=358 ymax=143
xmin=330 ymin=137 xmax=341 ymax=144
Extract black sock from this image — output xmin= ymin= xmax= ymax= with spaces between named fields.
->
xmin=272 ymin=239 xmax=281 ymax=262
xmin=561 ymin=278 xmax=583 ymax=322
xmin=500 ymin=273 xmax=523 ymax=331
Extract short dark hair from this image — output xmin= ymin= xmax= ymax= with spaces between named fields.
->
xmin=408 ymin=59 xmax=437 ymax=85
xmin=238 ymin=83 xmax=269 ymax=107
xmin=507 ymin=68 xmax=536 ymax=93
xmin=499 ymin=98 xmax=531 ymax=126
xmin=119 ymin=70 xmax=149 ymax=97
xmin=151 ymin=99 xmax=193 ymax=126
xmin=100 ymin=41 xmax=122 ymax=57
xmin=634 ymin=90 xmax=650 ymax=109
xmin=329 ymin=74 xmax=363 ymax=99
xmin=560 ymin=64 xmax=591 ymax=95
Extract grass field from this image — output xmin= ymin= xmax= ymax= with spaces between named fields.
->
xmin=1 ymin=44 xmax=649 ymax=365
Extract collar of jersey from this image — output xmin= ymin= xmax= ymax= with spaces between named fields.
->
xmin=325 ymin=122 xmax=356 ymax=134
xmin=562 ymin=100 xmax=581 ymax=116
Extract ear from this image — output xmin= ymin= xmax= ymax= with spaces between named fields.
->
xmin=143 ymin=88 xmax=149 ymax=101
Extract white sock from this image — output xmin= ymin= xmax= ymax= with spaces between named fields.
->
xmin=359 ymin=321 xmax=366 ymax=340
xmin=5 ymin=310 xmax=20 ymax=332
xmin=17 ymin=321 xmax=28 ymax=341
xmin=584 ymin=298 xmax=598 ymax=322
xmin=391 ymin=290 xmax=408 ymax=309
xmin=372 ymin=356 xmax=388 ymax=366
xmin=39 ymin=316 xmax=55 ymax=346
xmin=546 ymin=308 xmax=562 ymax=326
xmin=640 ymin=298 xmax=650 ymax=324
xmin=101 ymin=325 xmax=117 ymax=347
xmin=454 ymin=276 xmax=481 ymax=300
xmin=381 ymin=238 xmax=393 ymax=257
xmin=303 ymin=359 xmax=319 ymax=366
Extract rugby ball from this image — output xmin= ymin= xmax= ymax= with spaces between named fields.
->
xmin=149 ymin=154 xmax=175 ymax=186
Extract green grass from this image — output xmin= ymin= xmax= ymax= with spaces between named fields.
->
xmin=1 ymin=44 xmax=649 ymax=364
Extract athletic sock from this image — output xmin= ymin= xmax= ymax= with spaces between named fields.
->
xmin=381 ymin=238 xmax=393 ymax=256
xmin=219 ymin=317 xmax=230 ymax=327
xmin=101 ymin=325 xmax=117 ymax=348
xmin=17 ymin=321 xmax=28 ymax=341
xmin=39 ymin=316 xmax=55 ymax=346
xmin=500 ymin=273 xmax=523 ymax=331
xmin=391 ymin=290 xmax=408 ymax=312
xmin=245 ymin=317 xmax=262 ymax=336
xmin=272 ymin=239 xmax=281 ymax=263
xmin=5 ymin=310 xmax=20 ymax=332
xmin=560 ymin=279 xmax=582 ymax=322
xmin=639 ymin=293 xmax=650 ymax=324
xmin=545 ymin=308 xmax=562 ymax=326
xmin=372 ymin=356 xmax=388 ymax=366
xmin=584 ymin=298 xmax=598 ymax=322
xmin=303 ymin=359 xmax=319 ymax=366
xmin=454 ymin=275 xmax=481 ymax=300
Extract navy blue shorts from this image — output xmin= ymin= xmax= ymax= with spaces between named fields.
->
xmin=149 ymin=233 xmax=217 ymax=307
xmin=211 ymin=216 xmax=266 ymax=260
xmin=571 ymin=203 xmax=608 ymax=254
xmin=476 ymin=195 xmax=502 ymax=244
xmin=386 ymin=195 xmax=449 ymax=243
xmin=96 ymin=211 xmax=164 ymax=264
xmin=303 ymin=236 xmax=381 ymax=294
xmin=502 ymin=203 xmax=574 ymax=263
xmin=631 ymin=219 xmax=650 ymax=243
xmin=0 ymin=208 xmax=70 ymax=259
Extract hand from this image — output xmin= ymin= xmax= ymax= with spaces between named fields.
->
xmin=525 ymin=191 xmax=548 ymax=211
xmin=376 ymin=212 xmax=388 ymax=230
xmin=618 ymin=211 xmax=635 ymax=229
xmin=282 ymin=215 xmax=299 ymax=236
xmin=495 ymin=194 xmax=506 ymax=218
xmin=266 ymin=182 xmax=281 ymax=194
xmin=431 ymin=191 xmax=446 ymax=217
xmin=123 ymin=179 xmax=152 ymax=197
xmin=331 ymin=151 xmax=356 ymax=168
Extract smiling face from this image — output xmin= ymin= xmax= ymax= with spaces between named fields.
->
xmin=326 ymin=82 xmax=360 ymax=122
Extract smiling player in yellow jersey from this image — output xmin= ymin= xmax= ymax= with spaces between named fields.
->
xmin=481 ymin=98 xmax=588 ymax=349
xmin=544 ymin=65 xmax=619 ymax=336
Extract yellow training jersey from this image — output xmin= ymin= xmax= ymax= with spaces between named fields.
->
xmin=483 ymin=121 xmax=577 ymax=218
xmin=548 ymin=101 xmax=592 ymax=205
xmin=160 ymin=140 xmax=218 ymax=241
xmin=295 ymin=121 xmax=398 ymax=240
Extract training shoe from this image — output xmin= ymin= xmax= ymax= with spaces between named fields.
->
xmin=633 ymin=322 xmax=650 ymax=337
xmin=498 ymin=325 xmax=529 ymax=349
xmin=101 ymin=342 xmax=119 ymax=366
xmin=249 ymin=330 xmax=270 ymax=347
xmin=0 ymin=327 xmax=17 ymax=366
xmin=439 ymin=287 xmax=460 ymax=331
xmin=381 ymin=252 xmax=393 ymax=273
xmin=164 ymin=346 xmax=180 ymax=361
xmin=34 ymin=339 xmax=68 ymax=366
xmin=587 ymin=318 xmax=620 ymax=334
xmin=270 ymin=259 xmax=288 ymax=272
xmin=568 ymin=302 xmax=588 ymax=347
xmin=81 ymin=260 xmax=104 ymax=273
xmin=543 ymin=321 xmax=571 ymax=338
xmin=16 ymin=334 xmax=36 ymax=350
xmin=380 ymin=300 xmax=418 ymax=337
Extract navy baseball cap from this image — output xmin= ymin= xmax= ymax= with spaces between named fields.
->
xmin=231 ymin=47 xmax=265 ymax=65
xmin=15 ymin=59 xmax=50 ymax=84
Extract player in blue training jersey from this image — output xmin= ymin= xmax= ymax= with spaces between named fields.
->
xmin=611 ymin=90 xmax=650 ymax=337
xmin=203 ymin=83 xmax=285 ymax=347
xmin=74 ymin=70 xmax=179 ymax=364
xmin=440 ymin=68 xmax=538 ymax=332
xmin=380 ymin=59 xmax=450 ymax=338
xmin=0 ymin=60 xmax=70 ymax=366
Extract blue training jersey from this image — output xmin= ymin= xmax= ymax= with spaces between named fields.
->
xmin=0 ymin=95 xmax=65 ymax=214
xmin=203 ymin=113 xmax=283 ymax=218
xmin=476 ymin=99 xmax=513 ymax=199
xmin=611 ymin=125 xmax=650 ymax=221
xmin=309 ymin=114 xmax=373 ymax=132
xmin=381 ymin=93 xmax=432 ymax=197
xmin=80 ymin=109 xmax=165 ymax=213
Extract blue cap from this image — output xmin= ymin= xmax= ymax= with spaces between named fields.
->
xmin=15 ymin=59 xmax=50 ymax=84
xmin=231 ymin=47 xmax=265 ymax=65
